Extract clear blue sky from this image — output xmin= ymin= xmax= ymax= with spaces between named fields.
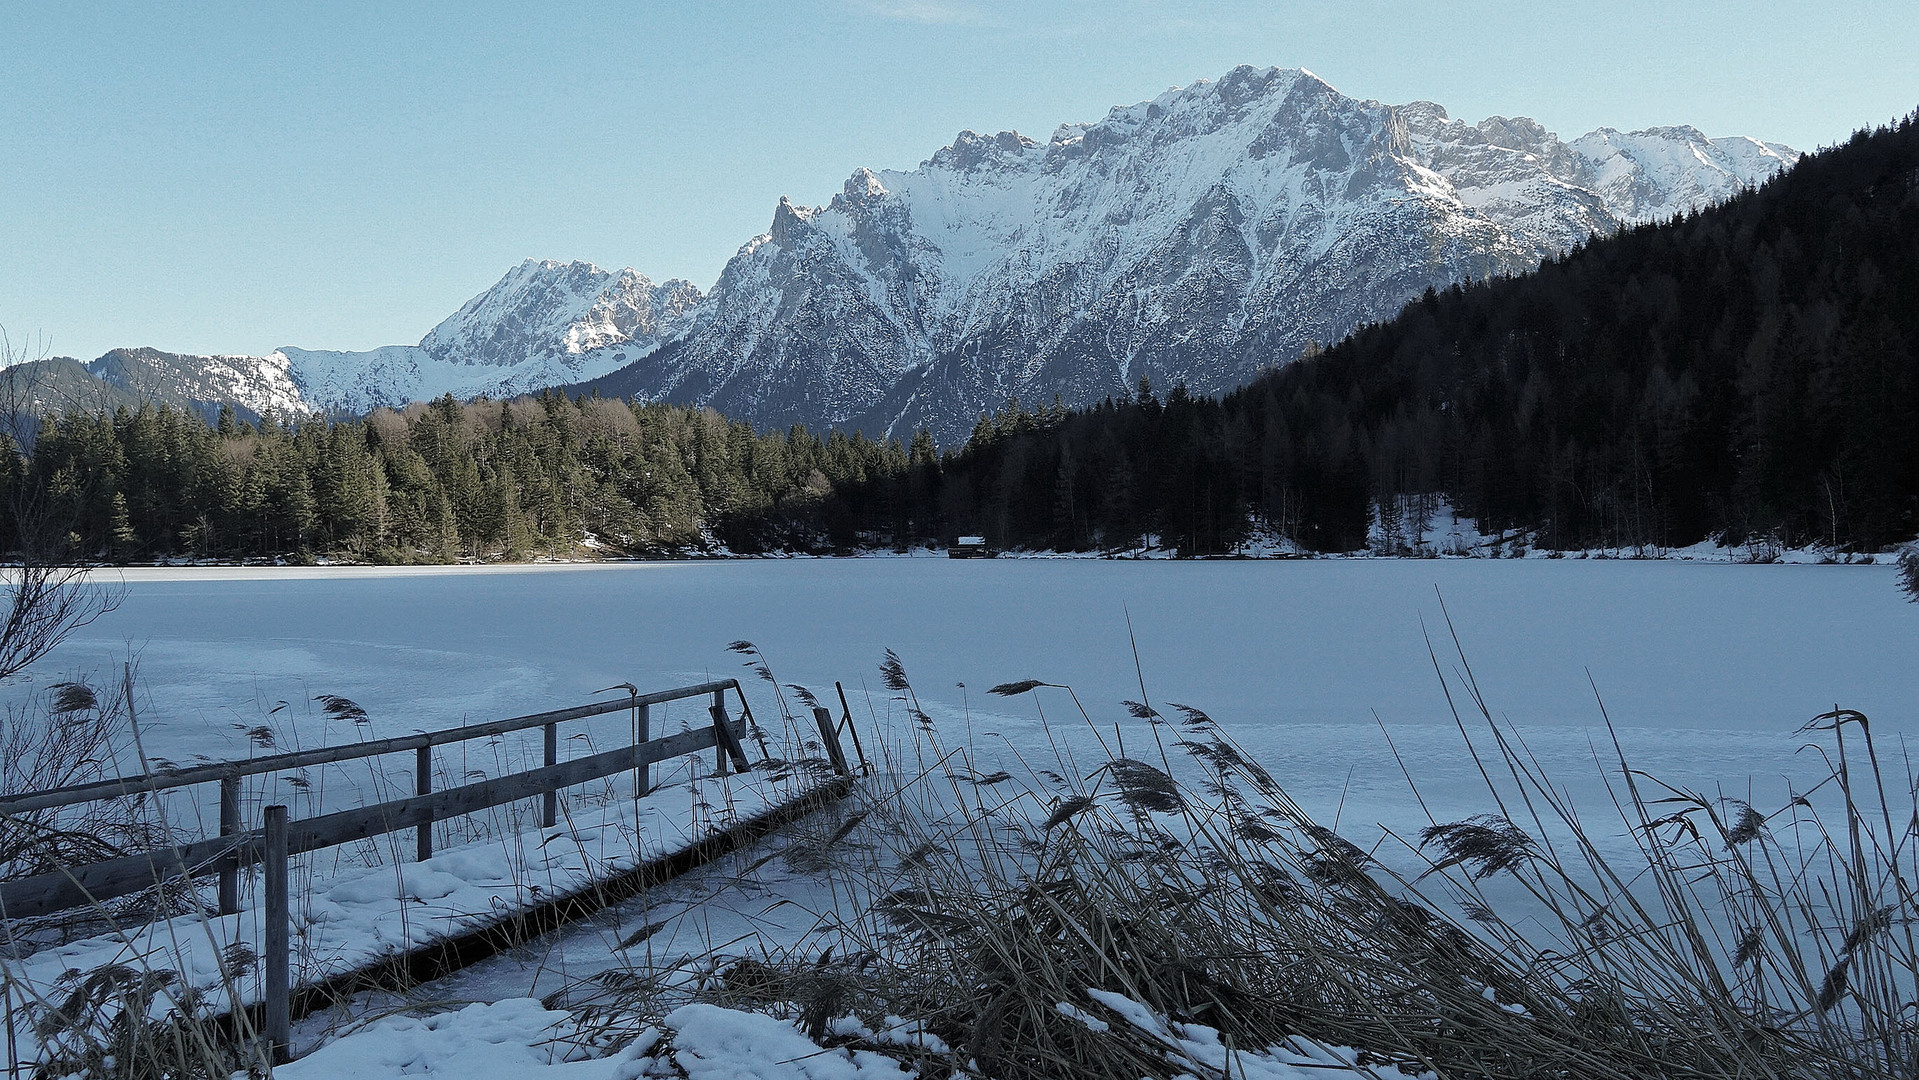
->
xmin=3 ymin=1 xmax=1913 ymax=363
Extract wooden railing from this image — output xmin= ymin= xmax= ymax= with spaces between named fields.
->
xmin=0 ymin=677 xmax=863 ymax=1061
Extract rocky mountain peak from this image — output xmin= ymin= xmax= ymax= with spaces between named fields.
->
xmin=770 ymin=196 xmax=823 ymax=244
xmin=1471 ymin=115 xmax=1557 ymax=151
xmin=927 ymin=129 xmax=1040 ymax=173
xmin=417 ymin=258 xmax=695 ymax=368
xmin=834 ymin=167 xmax=891 ymax=208
xmin=1210 ymin=63 xmax=1301 ymax=109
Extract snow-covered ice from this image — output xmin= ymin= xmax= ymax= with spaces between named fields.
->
xmin=30 ymin=559 xmax=1915 ymax=814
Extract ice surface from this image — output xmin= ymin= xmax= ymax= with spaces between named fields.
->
xmin=27 ymin=559 xmax=1916 ymax=822
xmin=9 ymin=556 xmax=1907 ymax=928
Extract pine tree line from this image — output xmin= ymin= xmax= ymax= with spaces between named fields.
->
xmin=0 ymin=393 xmax=923 ymax=562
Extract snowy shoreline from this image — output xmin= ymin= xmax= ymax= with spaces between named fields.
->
xmin=41 ymin=540 xmax=1895 ymax=583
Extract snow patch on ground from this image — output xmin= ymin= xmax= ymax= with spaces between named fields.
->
xmin=281 ymin=993 xmax=1411 ymax=1080
xmin=277 ymin=998 xmax=618 ymax=1079
xmin=990 ymin=494 xmax=1890 ymax=563
xmin=619 ymin=1003 xmax=908 ymax=1080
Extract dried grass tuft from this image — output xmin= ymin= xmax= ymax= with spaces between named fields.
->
xmin=618 ymin=642 xmax=1919 ymax=1080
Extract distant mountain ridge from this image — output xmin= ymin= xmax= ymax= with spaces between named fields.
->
xmin=879 ymin=107 xmax=1919 ymax=553
xmin=274 ymin=261 xmax=702 ymax=416
xmin=17 ymin=261 xmax=700 ymax=423
xmin=23 ymin=67 xmax=1795 ymax=441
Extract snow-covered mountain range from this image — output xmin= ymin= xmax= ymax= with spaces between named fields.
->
xmin=59 ymin=67 xmax=1796 ymax=442
xmin=274 ymin=260 xmax=701 ymax=416
xmin=60 ymin=262 xmax=701 ymax=422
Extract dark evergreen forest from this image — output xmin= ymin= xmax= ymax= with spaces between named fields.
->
xmin=4 ymin=111 xmax=1915 ymax=562
xmin=0 ymin=394 xmax=931 ymax=561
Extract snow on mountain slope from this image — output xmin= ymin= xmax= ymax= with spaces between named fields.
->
xmin=71 ymin=262 xmax=701 ymax=419
xmin=285 ymin=260 xmax=700 ymax=414
xmin=88 ymin=347 xmax=307 ymax=420
xmin=592 ymin=66 xmax=1795 ymax=443
xmin=276 ymin=340 xmax=652 ymax=418
xmin=1568 ymin=126 xmax=1798 ymax=222
xmin=419 ymin=259 xmax=701 ymax=368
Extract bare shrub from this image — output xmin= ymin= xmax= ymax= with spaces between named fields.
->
xmin=23 ymin=959 xmax=254 ymax=1080
xmin=0 ymin=338 xmax=140 ymax=900
xmin=0 ymin=679 xmax=167 ymax=885
xmin=0 ymin=330 xmax=121 ymax=682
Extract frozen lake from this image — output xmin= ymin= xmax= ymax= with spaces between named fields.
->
xmin=20 ymin=556 xmax=1919 ymax=841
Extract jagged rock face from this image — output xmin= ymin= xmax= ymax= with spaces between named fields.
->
xmin=420 ymin=259 xmax=701 ymax=368
xmin=635 ymin=194 xmax=938 ymax=430
xmin=606 ymin=66 xmax=1794 ymax=443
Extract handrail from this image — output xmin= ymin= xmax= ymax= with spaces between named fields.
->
xmin=0 ymin=672 xmax=855 ymax=1066
xmin=0 ymin=679 xmax=737 ymax=817
xmin=0 ymin=723 xmax=733 ymax=921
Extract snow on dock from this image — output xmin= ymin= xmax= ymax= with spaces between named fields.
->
xmin=3 ymin=754 xmax=851 ymax=1070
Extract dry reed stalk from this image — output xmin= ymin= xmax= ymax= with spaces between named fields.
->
xmin=547 ymin=643 xmax=1919 ymax=1080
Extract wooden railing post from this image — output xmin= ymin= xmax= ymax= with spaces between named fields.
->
xmin=732 ymin=687 xmax=773 ymax=759
xmin=542 ymin=722 xmax=559 ymax=828
xmin=218 ymin=776 xmax=240 ymax=915
xmin=709 ymin=693 xmax=750 ymax=775
xmin=415 ymin=747 xmax=433 ymax=861
xmin=811 ymin=707 xmax=851 ymax=776
xmin=263 ymin=804 xmax=290 ymax=1065
xmin=635 ymin=701 xmax=652 ymax=797
xmin=835 ymin=682 xmax=871 ymax=776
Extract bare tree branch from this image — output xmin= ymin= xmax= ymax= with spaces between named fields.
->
xmin=0 ymin=326 xmax=122 ymax=682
